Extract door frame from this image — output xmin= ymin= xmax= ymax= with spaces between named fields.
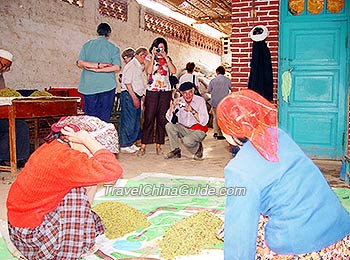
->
xmin=278 ymin=1 xmax=350 ymax=158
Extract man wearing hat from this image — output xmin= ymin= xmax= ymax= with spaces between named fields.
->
xmin=0 ymin=49 xmax=14 ymax=88
xmin=164 ymin=82 xmax=209 ymax=160
xmin=0 ymin=49 xmax=30 ymax=167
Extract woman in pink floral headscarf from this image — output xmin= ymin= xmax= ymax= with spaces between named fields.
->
xmin=7 ymin=115 xmax=123 ymax=259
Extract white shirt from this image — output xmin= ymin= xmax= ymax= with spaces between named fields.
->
xmin=121 ymin=57 xmax=146 ymax=96
xmin=166 ymin=95 xmax=209 ymax=127
xmin=178 ymin=73 xmax=199 ymax=88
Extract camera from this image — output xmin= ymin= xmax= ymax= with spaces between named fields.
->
xmin=156 ymin=47 xmax=163 ymax=53
xmin=179 ymin=101 xmax=186 ymax=108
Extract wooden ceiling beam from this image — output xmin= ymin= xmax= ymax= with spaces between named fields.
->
xmin=165 ymin=0 xmax=185 ymax=5
xmin=193 ymin=0 xmax=224 ymax=17
xmin=195 ymin=15 xmax=231 ymax=24
xmin=161 ymin=0 xmax=209 ymax=18
xmin=214 ymin=0 xmax=231 ymax=13
xmin=154 ymin=0 xmax=232 ymax=35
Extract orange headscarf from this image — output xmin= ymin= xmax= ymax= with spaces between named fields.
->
xmin=216 ymin=89 xmax=279 ymax=162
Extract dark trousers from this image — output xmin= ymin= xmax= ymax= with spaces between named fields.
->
xmin=0 ymin=119 xmax=30 ymax=161
xmin=141 ymin=90 xmax=172 ymax=144
xmin=119 ymin=91 xmax=142 ymax=147
xmin=83 ymin=88 xmax=116 ymax=123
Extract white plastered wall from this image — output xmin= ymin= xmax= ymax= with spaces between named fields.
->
xmin=0 ymin=0 xmax=221 ymax=90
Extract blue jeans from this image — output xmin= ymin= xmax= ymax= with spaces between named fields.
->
xmin=0 ymin=119 xmax=30 ymax=161
xmin=119 ymin=91 xmax=141 ymax=147
xmin=83 ymin=88 xmax=116 ymax=123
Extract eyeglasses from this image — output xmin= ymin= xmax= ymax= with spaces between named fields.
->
xmin=181 ymin=89 xmax=194 ymax=96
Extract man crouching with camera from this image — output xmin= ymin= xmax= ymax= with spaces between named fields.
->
xmin=164 ymin=82 xmax=209 ymax=160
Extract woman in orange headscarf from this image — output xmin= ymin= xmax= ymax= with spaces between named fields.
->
xmin=217 ymin=89 xmax=350 ymax=260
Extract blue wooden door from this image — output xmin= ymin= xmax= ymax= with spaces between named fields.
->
xmin=279 ymin=1 xmax=349 ymax=159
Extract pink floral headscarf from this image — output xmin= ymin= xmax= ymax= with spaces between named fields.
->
xmin=216 ymin=89 xmax=279 ymax=162
xmin=51 ymin=115 xmax=119 ymax=153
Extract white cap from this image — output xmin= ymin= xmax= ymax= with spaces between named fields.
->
xmin=249 ymin=25 xmax=269 ymax=42
xmin=0 ymin=49 xmax=13 ymax=61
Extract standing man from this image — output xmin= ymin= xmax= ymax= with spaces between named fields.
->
xmin=208 ymin=66 xmax=231 ymax=140
xmin=0 ymin=49 xmax=30 ymax=167
xmin=77 ymin=23 xmax=121 ymax=122
xmin=178 ymin=62 xmax=200 ymax=95
xmin=119 ymin=47 xmax=149 ymax=153
xmin=164 ymin=82 xmax=209 ymax=160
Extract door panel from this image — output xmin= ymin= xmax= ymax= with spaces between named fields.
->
xmin=293 ymin=32 xmax=341 ymax=64
xmin=288 ymin=112 xmax=337 ymax=157
xmin=279 ymin=21 xmax=347 ymax=159
xmin=293 ymin=71 xmax=338 ymax=105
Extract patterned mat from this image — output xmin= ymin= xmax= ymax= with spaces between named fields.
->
xmin=0 ymin=173 xmax=349 ymax=260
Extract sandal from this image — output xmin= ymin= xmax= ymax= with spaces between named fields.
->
xmin=156 ymin=144 xmax=163 ymax=155
xmin=137 ymin=147 xmax=146 ymax=157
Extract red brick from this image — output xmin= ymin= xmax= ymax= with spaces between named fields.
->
xmin=233 ymin=53 xmax=250 ymax=58
xmin=232 ymin=72 xmax=249 ymax=78
xmin=259 ymin=6 xmax=277 ymax=11
xmin=269 ymin=10 xmax=279 ymax=16
xmin=231 ymin=0 xmax=279 ymax=100
xmin=240 ymin=67 xmax=251 ymax=73
xmin=257 ymin=11 xmax=269 ymax=16
xmin=233 ymin=43 xmax=249 ymax=48
xmin=232 ymin=3 xmax=249 ymax=8
xmin=235 ymin=63 xmax=248 ymax=67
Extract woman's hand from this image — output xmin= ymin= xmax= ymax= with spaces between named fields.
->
xmin=81 ymin=61 xmax=113 ymax=72
xmin=61 ymin=126 xmax=90 ymax=145
xmin=99 ymin=62 xmax=112 ymax=69
xmin=132 ymin=96 xmax=140 ymax=109
xmin=152 ymin=47 xmax=167 ymax=59
xmin=61 ymin=126 xmax=105 ymax=155
xmin=151 ymin=47 xmax=158 ymax=56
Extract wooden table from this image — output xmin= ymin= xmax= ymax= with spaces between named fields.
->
xmin=0 ymin=97 xmax=80 ymax=175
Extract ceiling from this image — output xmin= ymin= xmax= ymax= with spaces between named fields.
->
xmin=153 ymin=0 xmax=232 ymax=36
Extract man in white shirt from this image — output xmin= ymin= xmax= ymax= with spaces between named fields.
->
xmin=119 ymin=47 xmax=148 ymax=153
xmin=164 ymin=82 xmax=209 ymax=160
xmin=178 ymin=62 xmax=200 ymax=95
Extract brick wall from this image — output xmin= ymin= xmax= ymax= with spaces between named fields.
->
xmin=231 ymin=0 xmax=279 ymax=102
